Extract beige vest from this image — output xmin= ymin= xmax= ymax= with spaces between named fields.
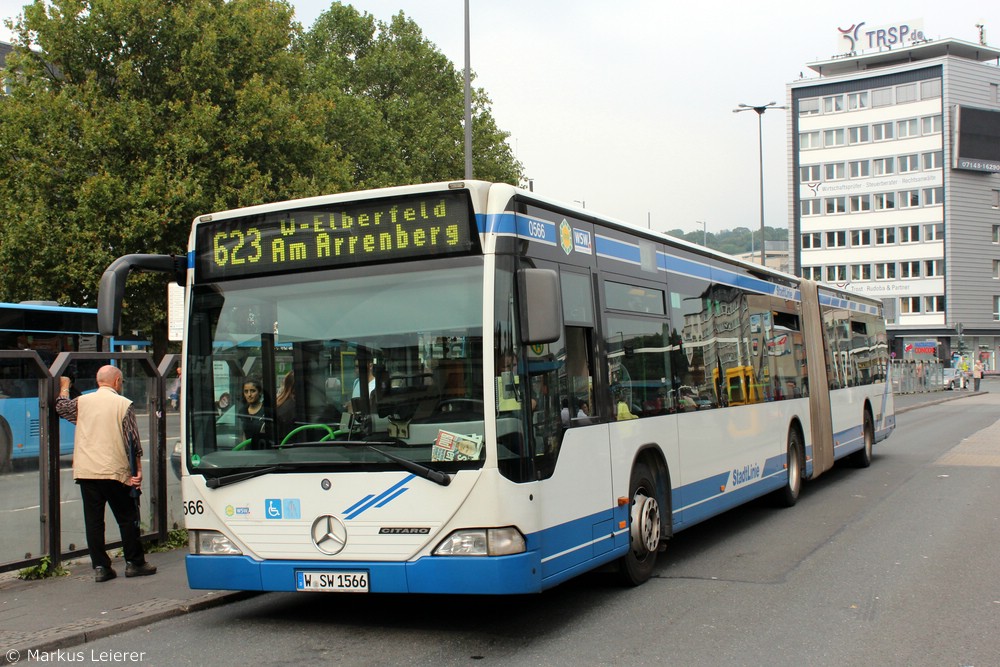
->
xmin=72 ymin=386 xmax=133 ymax=484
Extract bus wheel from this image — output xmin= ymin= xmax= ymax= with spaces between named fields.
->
xmin=778 ymin=428 xmax=803 ymax=507
xmin=851 ymin=410 xmax=874 ymax=468
xmin=617 ymin=460 xmax=661 ymax=586
xmin=0 ymin=419 xmax=12 ymax=474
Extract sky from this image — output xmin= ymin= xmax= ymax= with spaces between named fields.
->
xmin=0 ymin=1 xmax=997 ymax=238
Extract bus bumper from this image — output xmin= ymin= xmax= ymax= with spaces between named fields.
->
xmin=186 ymin=552 xmax=545 ymax=595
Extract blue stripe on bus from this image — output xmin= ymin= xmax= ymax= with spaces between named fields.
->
xmin=342 ymin=474 xmax=415 ymax=519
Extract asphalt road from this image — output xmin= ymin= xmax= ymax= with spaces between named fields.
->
xmin=73 ymin=390 xmax=1000 ymax=667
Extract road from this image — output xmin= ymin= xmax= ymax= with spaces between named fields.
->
xmin=0 ymin=412 xmax=182 ymax=564
xmin=76 ymin=390 xmax=1000 ymax=666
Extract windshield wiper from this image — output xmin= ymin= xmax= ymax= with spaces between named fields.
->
xmin=365 ymin=444 xmax=451 ymax=487
xmin=205 ymin=465 xmax=281 ymax=489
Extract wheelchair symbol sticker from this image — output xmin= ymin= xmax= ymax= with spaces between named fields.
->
xmin=265 ymin=499 xmax=282 ymax=519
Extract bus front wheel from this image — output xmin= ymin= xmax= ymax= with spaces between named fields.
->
xmin=617 ymin=460 xmax=661 ymax=586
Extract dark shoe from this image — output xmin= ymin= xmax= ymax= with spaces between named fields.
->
xmin=125 ymin=561 xmax=157 ymax=578
xmin=94 ymin=566 xmax=117 ymax=583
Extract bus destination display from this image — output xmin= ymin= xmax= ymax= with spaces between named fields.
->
xmin=195 ymin=190 xmax=477 ymax=281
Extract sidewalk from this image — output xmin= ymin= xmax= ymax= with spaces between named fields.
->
xmin=0 ymin=547 xmax=250 ymax=665
xmin=0 ymin=388 xmax=983 ymax=664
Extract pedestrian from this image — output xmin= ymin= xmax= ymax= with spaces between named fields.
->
xmin=973 ymin=360 xmax=983 ymax=392
xmin=55 ymin=365 xmax=157 ymax=582
xmin=168 ymin=367 xmax=181 ymax=411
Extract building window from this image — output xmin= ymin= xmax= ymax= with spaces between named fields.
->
xmin=995 ymin=296 xmax=1000 ymax=320
xmin=995 ymin=225 xmax=1000 ymax=243
xmin=826 ymin=230 xmax=847 ymax=247
xmin=992 ymin=189 xmax=999 ymax=209
xmin=848 ymin=91 xmax=869 ymax=110
xmin=899 ymin=226 xmax=921 ymax=244
xmin=994 ymin=260 xmax=1000 ymax=279
xmin=801 ymin=199 xmax=821 ymax=216
xmin=898 ymin=154 xmax=920 ymax=173
xmin=922 ymin=151 xmax=943 ymax=170
xmin=921 ymin=115 xmax=942 ymax=134
xmin=925 ymin=296 xmax=945 ymax=313
xmin=875 ymin=262 xmax=896 ymax=280
xmin=802 ymin=266 xmax=821 ymax=280
xmin=823 ymin=95 xmax=845 ymax=113
xmin=824 ymin=128 xmax=846 ymax=147
xmin=849 ymin=160 xmax=870 ymax=178
xmin=799 ymin=98 xmax=820 ymax=116
xmin=873 ymin=192 xmax=896 ymax=210
xmin=900 ymin=261 xmax=921 ymax=278
xmin=851 ymin=264 xmax=872 ymax=281
xmin=873 ymin=122 xmax=894 ymax=141
xmin=873 ymin=158 xmax=895 ymax=175
xmin=848 ymin=125 xmax=870 ymax=144
xmin=800 ymin=164 xmax=821 ymax=181
xmin=872 ymin=87 xmax=893 ymax=107
xmin=920 ymin=79 xmax=942 ymax=99
xmin=924 ymin=223 xmax=943 ymax=241
xmin=875 ymin=227 xmax=895 ymax=245
xmin=897 ymin=118 xmax=920 ymax=138
xmin=924 ymin=259 xmax=943 ymax=277
xmin=923 ymin=187 xmax=943 ymax=206
xmin=825 ymin=197 xmax=847 ymax=214
xmin=801 ymin=232 xmax=821 ymax=248
xmin=850 ymin=195 xmax=871 ymax=213
xmin=800 ymin=131 xmax=821 ymax=149
xmin=899 ymin=190 xmax=920 ymax=208
xmin=896 ymin=83 xmax=918 ymax=103
xmin=851 ymin=229 xmax=871 ymax=246
xmin=824 ymin=162 xmax=846 ymax=180
xmin=900 ymin=297 xmax=921 ymax=313
xmin=826 ymin=265 xmax=847 ymax=282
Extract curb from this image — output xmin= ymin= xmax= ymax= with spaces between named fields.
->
xmin=0 ymin=591 xmax=255 ymax=665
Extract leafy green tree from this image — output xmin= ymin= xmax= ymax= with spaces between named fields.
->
xmin=0 ymin=0 xmax=351 ymax=354
xmin=297 ymin=3 xmax=522 ymax=188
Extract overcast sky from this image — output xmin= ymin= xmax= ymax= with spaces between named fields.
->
xmin=1 ymin=1 xmax=997 ymax=236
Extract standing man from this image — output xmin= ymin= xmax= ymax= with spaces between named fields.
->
xmin=55 ymin=365 xmax=157 ymax=582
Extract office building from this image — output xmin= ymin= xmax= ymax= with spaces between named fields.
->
xmin=788 ymin=25 xmax=1000 ymax=367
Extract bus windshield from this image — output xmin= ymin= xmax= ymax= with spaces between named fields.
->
xmin=185 ymin=258 xmax=486 ymax=478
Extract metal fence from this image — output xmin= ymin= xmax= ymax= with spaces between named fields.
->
xmin=0 ymin=351 xmax=178 ymax=573
xmin=890 ymin=360 xmax=947 ymax=395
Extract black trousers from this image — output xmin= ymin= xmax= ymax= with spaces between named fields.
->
xmin=78 ymin=479 xmax=145 ymax=569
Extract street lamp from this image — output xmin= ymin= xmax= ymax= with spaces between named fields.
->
xmin=734 ymin=101 xmax=785 ymax=265
xmin=697 ymin=220 xmax=707 ymax=246
xmin=463 ymin=0 xmax=472 ymax=179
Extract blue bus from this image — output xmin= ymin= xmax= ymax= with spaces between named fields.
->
xmin=0 ymin=301 xmax=105 ymax=470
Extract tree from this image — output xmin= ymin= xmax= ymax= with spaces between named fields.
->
xmin=0 ymin=1 xmax=522 ymax=358
xmin=296 ymin=3 xmax=522 ymax=188
xmin=0 ymin=0 xmax=353 ymax=355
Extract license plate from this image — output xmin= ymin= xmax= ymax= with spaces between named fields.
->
xmin=296 ymin=570 xmax=369 ymax=592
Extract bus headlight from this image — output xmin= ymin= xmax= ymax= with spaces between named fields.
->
xmin=189 ymin=530 xmax=243 ymax=555
xmin=433 ymin=527 xmax=526 ymax=556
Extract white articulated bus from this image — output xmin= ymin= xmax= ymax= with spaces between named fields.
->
xmin=98 ymin=180 xmax=894 ymax=594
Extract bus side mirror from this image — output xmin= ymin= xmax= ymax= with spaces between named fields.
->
xmin=98 ymin=254 xmax=185 ymax=336
xmin=518 ymin=268 xmax=562 ymax=344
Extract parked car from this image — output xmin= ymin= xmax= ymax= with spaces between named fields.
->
xmin=941 ymin=367 xmax=965 ymax=390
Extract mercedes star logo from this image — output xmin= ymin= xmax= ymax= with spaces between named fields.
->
xmin=310 ymin=514 xmax=348 ymax=555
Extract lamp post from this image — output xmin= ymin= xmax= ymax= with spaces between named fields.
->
xmin=734 ymin=101 xmax=785 ymax=265
xmin=463 ymin=0 xmax=472 ymax=179
xmin=697 ymin=220 xmax=707 ymax=246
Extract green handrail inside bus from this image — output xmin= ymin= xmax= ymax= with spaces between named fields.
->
xmin=232 ymin=437 xmax=253 ymax=452
xmin=279 ymin=423 xmax=336 ymax=448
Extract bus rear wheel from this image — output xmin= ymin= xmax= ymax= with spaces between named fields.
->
xmin=851 ymin=410 xmax=874 ymax=468
xmin=778 ymin=428 xmax=803 ymax=507
xmin=0 ymin=419 xmax=12 ymax=474
xmin=617 ymin=460 xmax=661 ymax=586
